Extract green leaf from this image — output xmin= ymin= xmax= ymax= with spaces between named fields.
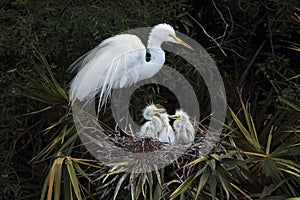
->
xmin=183 ymin=157 xmax=206 ymax=168
xmin=265 ymin=132 xmax=272 ymax=155
xmin=113 ymin=173 xmax=128 ymax=200
xmin=208 ymin=176 xmax=217 ymax=199
xmin=194 ymin=170 xmax=209 ymax=199
xmin=47 ymin=159 xmax=57 ymax=200
xmin=66 ymin=158 xmax=82 ymax=200
xmin=40 ymin=168 xmax=51 ymax=200
xmin=54 ymin=158 xmax=64 ymax=200
xmin=280 ymin=97 xmax=300 ymax=112
xmin=73 ymin=162 xmax=93 ymax=183
xmin=228 ymin=107 xmax=261 ymax=152
xmin=153 ymin=181 xmax=162 ymax=200
xmin=170 ymin=175 xmax=194 ymax=200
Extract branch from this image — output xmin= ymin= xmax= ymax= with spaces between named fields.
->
xmin=187 ymin=0 xmax=230 ymax=57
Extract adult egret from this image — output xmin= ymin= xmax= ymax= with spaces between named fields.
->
xmin=169 ymin=110 xmax=195 ymax=145
xmin=157 ymin=112 xmax=176 ymax=144
xmin=68 ymin=24 xmax=193 ymax=109
xmin=137 ymin=104 xmax=166 ymax=139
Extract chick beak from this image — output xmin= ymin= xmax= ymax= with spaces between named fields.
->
xmin=155 ymin=108 xmax=166 ymax=113
xmin=169 ymin=115 xmax=178 ymax=120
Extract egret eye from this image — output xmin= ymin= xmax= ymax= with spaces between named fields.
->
xmin=146 ymin=49 xmax=151 ymax=62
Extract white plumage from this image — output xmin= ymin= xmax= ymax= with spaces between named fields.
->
xmin=68 ymin=24 xmax=193 ymax=109
xmin=157 ymin=112 xmax=176 ymax=144
xmin=69 ymin=34 xmax=145 ymax=103
xmin=137 ymin=104 xmax=165 ymax=139
xmin=170 ymin=110 xmax=195 ymax=145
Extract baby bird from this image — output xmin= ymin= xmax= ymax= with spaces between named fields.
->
xmin=169 ymin=110 xmax=195 ymax=145
xmin=157 ymin=112 xmax=176 ymax=144
xmin=137 ymin=104 xmax=165 ymax=139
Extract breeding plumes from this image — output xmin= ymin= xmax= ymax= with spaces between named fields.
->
xmin=157 ymin=112 xmax=176 ymax=144
xmin=68 ymin=24 xmax=193 ymax=110
xmin=169 ymin=110 xmax=195 ymax=145
xmin=137 ymin=104 xmax=166 ymax=139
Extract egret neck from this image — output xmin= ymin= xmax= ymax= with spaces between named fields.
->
xmin=138 ymin=33 xmax=166 ymax=80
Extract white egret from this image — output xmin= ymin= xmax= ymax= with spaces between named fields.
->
xmin=157 ymin=112 xmax=176 ymax=144
xmin=169 ymin=110 xmax=195 ymax=145
xmin=137 ymin=104 xmax=166 ymax=139
xmin=68 ymin=24 xmax=193 ymax=109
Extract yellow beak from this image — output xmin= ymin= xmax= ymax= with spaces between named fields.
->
xmin=169 ymin=34 xmax=194 ymax=50
xmin=155 ymin=108 xmax=166 ymax=114
xmin=169 ymin=114 xmax=179 ymax=120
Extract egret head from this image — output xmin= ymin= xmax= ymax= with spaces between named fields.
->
xmin=169 ymin=110 xmax=190 ymax=123
xmin=142 ymin=104 xmax=166 ymax=120
xmin=150 ymin=24 xmax=193 ymax=50
xmin=158 ymin=112 xmax=170 ymax=124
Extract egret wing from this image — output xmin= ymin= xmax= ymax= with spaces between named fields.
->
xmin=140 ymin=121 xmax=157 ymax=139
xmin=69 ymin=34 xmax=146 ymax=108
xmin=158 ymin=126 xmax=175 ymax=143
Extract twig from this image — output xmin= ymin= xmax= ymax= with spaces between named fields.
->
xmin=238 ymin=0 xmax=246 ymax=12
xmin=225 ymin=6 xmax=234 ymax=42
xmin=211 ymin=0 xmax=229 ymax=42
xmin=267 ymin=13 xmax=275 ymax=57
xmin=188 ymin=13 xmax=227 ymax=56
xmin=222 ymin=47 xmax=246 ymax=60
xmin=233 ymin=23 xmax=256 ymax=36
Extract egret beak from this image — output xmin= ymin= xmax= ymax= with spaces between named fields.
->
xmin=154 ymin=108 xmax=166 ymax=114
xmin=169 ymin=114 xmax=179 ymax=120
xmin=169 ymin=34 xmax=194 ymax=50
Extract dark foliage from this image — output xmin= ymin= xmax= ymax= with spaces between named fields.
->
xmin=1 ymin=0 xmax=299 ymax=199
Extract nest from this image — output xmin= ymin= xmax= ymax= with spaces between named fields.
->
xmin=113 ymin=136 xmax=163 ymax=153
xmin=107 ymin=127 xmax=216 ymax=157
xmin=78 ymin=122 xmax=221 ymax=173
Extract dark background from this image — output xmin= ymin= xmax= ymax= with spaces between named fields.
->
xmin=1 ymin=0 xmax=299 ymax=199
